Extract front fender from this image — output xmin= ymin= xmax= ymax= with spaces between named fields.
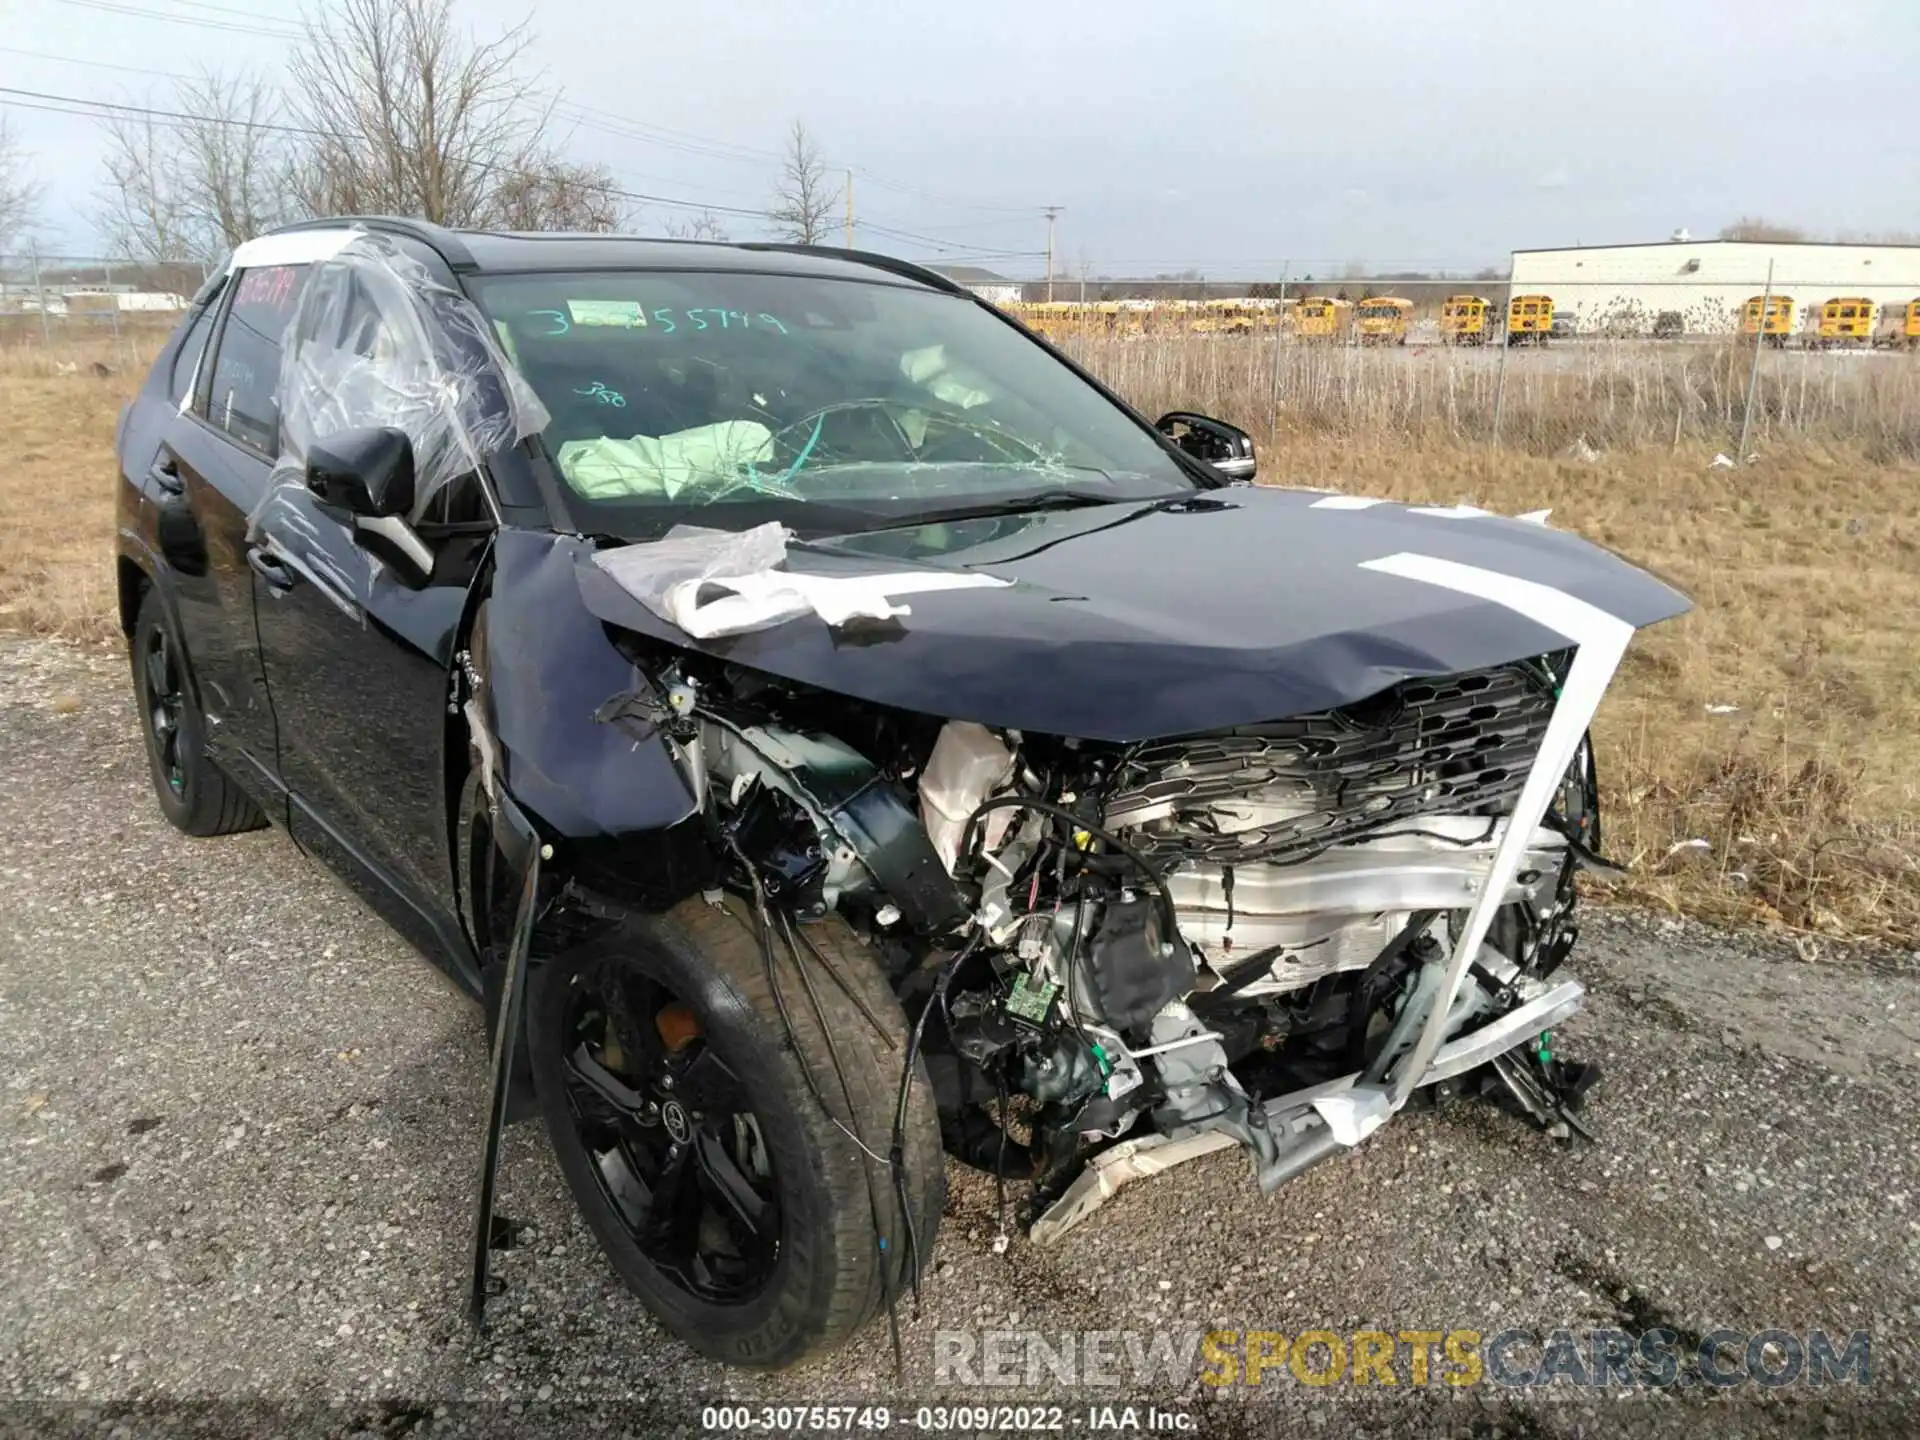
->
xmin=482 ymin=529 xmax=696 ymax=839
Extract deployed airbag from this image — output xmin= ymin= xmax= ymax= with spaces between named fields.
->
xmin=555 ymin=421 xmax=776 ymax=500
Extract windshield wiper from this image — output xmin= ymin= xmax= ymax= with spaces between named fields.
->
xmin=850 ymin=488 xmax=1174 ymax=532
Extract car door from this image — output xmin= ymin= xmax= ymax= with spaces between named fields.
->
xmin=149 ymin=262 xmax=314 ymax=803
xmin=246 ymin=257 xmax=483 ymax=970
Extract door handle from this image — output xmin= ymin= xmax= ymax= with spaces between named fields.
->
xmin=247 ymin=546 xmax=297 ymax=591
xmin=148 ymin=455 xmax=185 ymax=496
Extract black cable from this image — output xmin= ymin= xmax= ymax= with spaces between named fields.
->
xmin=958 ymin=795 xmax=1179 ymax=940
xmin=890 ymin=933 xmax=983 ymax=1310
xmin=726 ymin=840 xmax=905 ymax=1369
xmin=732 ymin=861 xmax=886 ymax=1160
xmin=993 ymin=1064 xmax=1011 ymax=1246
xmin=779 ymin=913 xmax=906 ymax=1377
xmin=1059 ymin=887 xmax=1094 ymax=1051
xmin=789 ymin=920 xmax=899 ymax=1051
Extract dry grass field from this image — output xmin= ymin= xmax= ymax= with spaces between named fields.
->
xmin=1 ymin=324 xmax=1915 ymax=941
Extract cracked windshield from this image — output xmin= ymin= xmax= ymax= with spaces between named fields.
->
xmin=471 ymin=269 xmax=1194 ymax=535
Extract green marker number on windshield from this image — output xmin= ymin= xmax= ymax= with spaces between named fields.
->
xmin=574 ymin=381 xmax=627 ymax=408
xmin=537 ymin=307 xmax=788 ymax=339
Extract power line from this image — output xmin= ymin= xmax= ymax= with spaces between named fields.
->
xmin=848 ymin=167 xmax=1043 ymax=216
xmin=553 ymin=100 xmax=784 ymax=167
xmin=0 ymin=94 xmax=248 ymax=137
xmin=0 ymin=83 xmax=779 ymax=227
xmin=0 ymin=85 xmax=330 ymax=139
xmin=0 ymin=45 xmax=197 ymax=82
xmin=142 ymin=0 xmax=302 ymax=25
xmin=53 ymin=0 xmax=303 ymax=41
xmin=858 ymin=210 xmax=1041 ymax=237
xmin=5 ymin=77 xmax=1048 ymax=256
xmin=859 ymin=217 xmax=1024 ymax=253
xmin=17 ymin=25 xmax=1043 ymax=234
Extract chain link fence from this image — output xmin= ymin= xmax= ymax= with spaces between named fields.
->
xmin=0 ymin=250 xmax=210 ymax=354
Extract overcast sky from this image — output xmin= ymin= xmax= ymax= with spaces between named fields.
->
xmin=4 ymin=0 xmax=1916 ymax=275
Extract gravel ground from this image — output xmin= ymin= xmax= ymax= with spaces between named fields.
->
xmin=1 ymin=636 xmax=1915 ymax=1439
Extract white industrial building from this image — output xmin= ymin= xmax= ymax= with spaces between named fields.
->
xmin=1508 ymin=237 xmax=1920 ymax=337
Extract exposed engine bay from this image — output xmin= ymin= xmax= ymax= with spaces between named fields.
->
xmin=597 ymin=638 xmax=1608 ymax=1239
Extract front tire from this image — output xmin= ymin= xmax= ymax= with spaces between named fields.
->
xmin=527 ymin=895 xmax=944 ymax=1367
xmin=129 ymin=587 xmax=266 ymax=837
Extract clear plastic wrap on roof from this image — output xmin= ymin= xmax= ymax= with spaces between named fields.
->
xmin=265 ymin=229 xmax=550 ymax=529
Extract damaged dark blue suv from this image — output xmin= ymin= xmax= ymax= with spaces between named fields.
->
xmin=114 ymin=218 xmax=1687 ymax=1367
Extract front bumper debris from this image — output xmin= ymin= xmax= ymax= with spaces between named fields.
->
xmin=1029 ymin=978 xmax=1587 ymax=1246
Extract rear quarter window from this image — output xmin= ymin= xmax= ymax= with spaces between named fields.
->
xmin=205 ymin=264 xmax=311 ymax=454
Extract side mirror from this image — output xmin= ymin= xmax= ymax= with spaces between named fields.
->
xmin=1155 ymin=411 xmax=1257 ymax=482
xmin=305 ymin=426 xmax=416 ymax=518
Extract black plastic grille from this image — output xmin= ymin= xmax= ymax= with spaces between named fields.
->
xmin=1104 ymin=663 xmax=1557 ymax=866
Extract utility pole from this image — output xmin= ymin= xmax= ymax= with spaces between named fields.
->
xmin=1043 ymin=206 xmax=1061 ymax=302
xmin=29 ymin=239 xmax=49 ymax=345
xmin=844 ymin=169 xmax=854 ymax=248
xmin=104 ymin=254 xmax=121 ymax=347
xmin=1268 ymin=261 xmax=1290 ymax=430
xmin=1491 ymin=263 xmax=1515 ymax=445
xmin=1736 ymin=258 xmax=1774 ymax=462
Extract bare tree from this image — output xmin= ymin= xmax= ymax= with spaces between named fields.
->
xmin=97 ymin=107 xmax=197 ymax=264
xmin=96 ymin=71 xmax=292 ymax=266
xmin=1834 ymin=227 xmax=1920 ymax=245
xmin=0 ymin=118 xmax=44 ymax=253
xmin=1717 ymin=217 xmax=1809 ymax=243
xmin=665 ymin=210 xmax=730 ymax=242
xmin=289 ymin=0 xmax=590 ymax=228
xmin=92 ymin=0 xmax=635 ymax=258
xmin=767 ymin=121 xmax=838 ymax=245
xmin=178 ymin=72 xmax=294 ymax=250
xmin=491 ymin=160 xmax=626 ymax=231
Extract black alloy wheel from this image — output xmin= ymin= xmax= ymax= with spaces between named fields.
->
xmin=527 ymin=896 xmax=945 ymax=1367
xmin=559 ymin=955 xmax=778 ymax=1302
xmin=129 ymin=587 xmax=265 ymax=837
xmin=143 ymin=622 xmax=186 ymax=798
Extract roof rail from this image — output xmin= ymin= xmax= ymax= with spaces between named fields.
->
xmin=738 ymin=242 xmax=965 ymax=295
xmin=264 ymin=215 xmax=478 ymax=272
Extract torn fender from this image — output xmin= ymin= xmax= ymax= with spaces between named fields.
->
xmin=484 ymin=529 xmax=695 ymax=838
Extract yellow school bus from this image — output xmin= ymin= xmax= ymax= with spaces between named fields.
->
xmin=1022 ymin=301 xmax=1081 ymax=342
xmin=1293 ymin=296 xmax=1352 ymax=341
xmin=1355 ymin=297 xmax=1413 ymax=346
xmin=1740 ymin=294 xmax=1795 ymax=347
xmin=1872 ymin=298 xmax=1920 ymax=350
xmin=1507 ymin=294 xmax=1553 ymax=344
xmin=1193 ymin=298 xmax=1259 ymax=336
xmin=1817 ymin=297 xmax=1874 ymax=346
xmin=1439 ymin=294 xmax=1489 ymax=344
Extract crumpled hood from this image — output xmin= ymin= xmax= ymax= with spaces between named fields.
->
xmin=572 ymin=485 xmax=1690 ymax=742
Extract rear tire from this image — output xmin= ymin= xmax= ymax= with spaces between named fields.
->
xmin=130 ymin=586 xmax=266 ymax=837
xmin=527 ymin=895 xmax=944 ymax=1367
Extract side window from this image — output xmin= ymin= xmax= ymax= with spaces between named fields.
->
xmin=205 ymin=263 xmax=311 ymax=454
xmin=167 ymin=288 xmax=222 ymax=406
xmin=291 ymin=256 xmax=496 ymax=529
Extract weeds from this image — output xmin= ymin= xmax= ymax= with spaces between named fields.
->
xmin=1061 ymin=331 xmax=1920 ymax=458
xmin=1 ymin=326 xmax=1915 ymax=940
